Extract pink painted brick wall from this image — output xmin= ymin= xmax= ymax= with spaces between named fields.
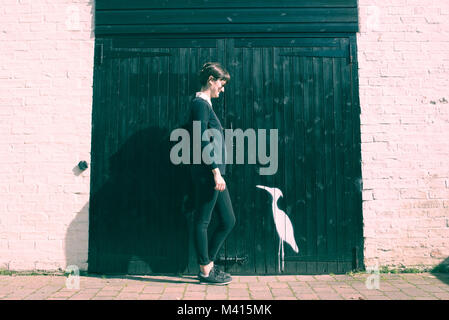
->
xmin=0 ymin=0 xmax=94 ymax=271
xmin=358 ymin=0 xmax=449 ymax=269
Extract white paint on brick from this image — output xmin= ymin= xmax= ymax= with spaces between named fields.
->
xmin=0 ymin=0 xmax=93 ymax=271
xmin=358 ymin=0 xmax=449 ymax=269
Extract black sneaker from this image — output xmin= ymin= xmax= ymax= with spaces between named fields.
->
xmin=214 ymin=265 xmax=231 ymax=278
xmin=198 ymin=267 xmax=232 ymax=285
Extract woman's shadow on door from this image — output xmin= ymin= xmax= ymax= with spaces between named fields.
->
xmin=66 ymin=126 xmax=197 ymax=275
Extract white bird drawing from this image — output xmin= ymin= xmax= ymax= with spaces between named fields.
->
xmin=256 ymin=185 xmax=299 ymax=272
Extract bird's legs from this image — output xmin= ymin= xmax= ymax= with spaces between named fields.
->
xmin=278 ymin=240 xmax=281 ymax=273
xmin=281 ymin=241 xmax=284 ymax=272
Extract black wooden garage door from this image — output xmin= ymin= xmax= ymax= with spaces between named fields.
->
xmin=88 ymin=36 xmax=363 ymax=275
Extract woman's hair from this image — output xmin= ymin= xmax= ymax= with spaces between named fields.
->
xmin=198 ymin=62 xmax=230 ymax=87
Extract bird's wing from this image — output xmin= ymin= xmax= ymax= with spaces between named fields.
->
xmin=283 ymin=215 xmax=299 ymax=253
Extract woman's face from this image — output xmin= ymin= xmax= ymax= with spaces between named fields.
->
xmin=209 ymin=78 xmax=227 ymax=98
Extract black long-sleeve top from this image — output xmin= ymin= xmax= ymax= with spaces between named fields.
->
xmin=189 ymin=96 xmax=226 ymax=175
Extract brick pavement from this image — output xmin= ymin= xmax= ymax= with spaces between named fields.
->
xmin=0 ymin=273 xmax=448 ymax=300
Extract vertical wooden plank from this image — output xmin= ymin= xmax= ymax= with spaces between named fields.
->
xmin=323 ymin=52 xmax=338 ymax=268
xmin=134 ymin=54 xmax=145 ymax=275
xmin=303 ymin=55 xmax=317 ymax=275
xmin=314 ymin=49 xmax=327 ymax=274
xmin=340 ymin=38 xmax=353 ymax=264
xmin=244 ymin=47 xmax=259 ymax=275
xmin=152 ymin=52 xmax=166 ymax=265
xmin=350 ymin=34 xmax=364 ymax=270
xmin=293 ymin=57 xmax=308 ymax=274
xmin=111 ymin=54 xmax=130 ymax=273
xmin=125 ymin=53 xmax=138 ymax=273
xmin=263 ymin=46 xmax=277 ymax=274
xmin=252 ymin=47 xmax=269 ymax=274
xmin=293 ymin=54 xmax=307 ymax=275
xmin=180 ymin=45 xmax=199 ymax=274
xmin=242 ymin=47 xmax=265 ymax=274
xmin=272 ymin=46 xmax=282 ymax=274
xmin=333 ymin=48 xmax=345 ymax=265
xmin=278 ymin=47 xmax=297 ymax=274
xmin=225 ymin=39 xmax=257 ymax=274
xmin=89 ymin=41 xmax=105 ymax=272
xmin=223 ymin=38 xmax=237 ymax=274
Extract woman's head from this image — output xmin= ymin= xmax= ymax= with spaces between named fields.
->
xmin=198 ymin=62 xmax=230 ymax=98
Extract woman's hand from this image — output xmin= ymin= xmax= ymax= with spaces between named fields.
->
xmin=212 ymin=168 xmax=226 ymax=191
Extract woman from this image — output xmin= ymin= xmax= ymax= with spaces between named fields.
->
xmin=189 ymin=62 xmax=235 ymax=285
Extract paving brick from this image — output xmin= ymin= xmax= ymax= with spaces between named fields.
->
xmin=432 ymin=292 xmax=449 ymax=300
xmin=229 ymin=296 xmax=251 ymax=300
xmin=311 ymin=286 xmax=336 ymax=294
xmin=256 ymin=276 xmax=279 ymax=283
xmin=296 ymin=293 xmax=319 ymax=300
xmin=95 ymin=290 xmax=120 ymax=297
xmin=339 ymin=293 xmax=365 ymax=300
xmin=160 ymin=293 xmax=183 ymax=300
xmin=383 ymin=291 xmax=413 ymax=300
xmin=142 ymin=286 xmax=164 ymax=294
xmin=164 ymin=286 xmax=186 ymax=293
xmin=276 ymin=276 xmax=298 ymax=282
xmin=248 ymin=283 xmax=270 ymax=291
xmin=268 ymin=282 xmax=289 ymax=289
xmin=274 ymin=296 xmax=297 ymax=300
xmin=414 ymin=284 xmax=447 ymax=293
xmin=228 ymin=288 xmax=251 ymax=296
xmin=92 ymin=296 xmax=117 ymax=300
xmin=296 ymin=276 xmax=314 ymax=281
xmin=363 ymin=295 xmax=392 ymax=300
xmin=68 ymin=293 xmax=96 ymax=300
xmin=228 ymin=283 xmax=248 ymax=289
xmin=137 ymin=293 xmax=162 ymax=300
xmin=182 ymin=292 xmax=206 ymax=300
xmin=313 ymin=275 xmax=335 ymax=281
xmin=271 ymin=288 xmax=295 ymax=297
xmin=185 ymin=284 xmax=207 ymax=292
xmin=207 ymin=286 xmax=228 ymax=294
xmin=315 ymin=294 xmax=344 ymax=300
xmin=205 ymin=294 xmax=228 ymax=300
xmin=237 ymin=276 xmax=259 ymax=283
xmin=400 ymin=288 xmax=433 ymax=297
xmin=308 ymin=281 xmax=333 ymax=288
xmin=250 ymin=292 xmax=274 ymax=299
xmin=357 ymin=289 xmax=388 ymax=298
xmin=291 ymin=287 xmax=315 ymax=295
xmin=121 ymin=285 xmax=145 ymax=293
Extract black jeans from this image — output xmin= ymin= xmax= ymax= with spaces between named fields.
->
xmin=191 ymin=171 xmax=236 ymax=266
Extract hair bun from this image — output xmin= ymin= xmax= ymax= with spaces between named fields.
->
xmin=198 ymin=62 xmax=230 ymax=87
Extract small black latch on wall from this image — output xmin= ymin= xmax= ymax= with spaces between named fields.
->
xmin=78 ymin=161 xmax=88 ymax=171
